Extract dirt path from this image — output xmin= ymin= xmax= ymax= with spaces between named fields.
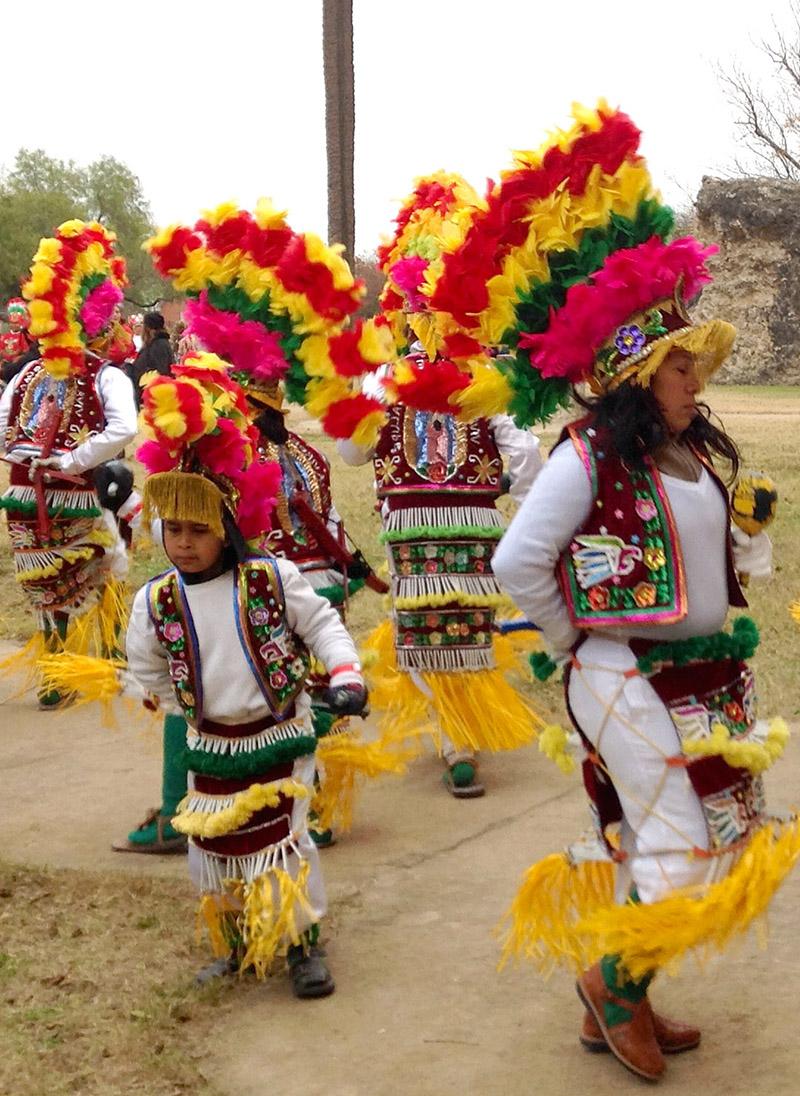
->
xmin=3 ymin=639 xmax=800 ymax=1095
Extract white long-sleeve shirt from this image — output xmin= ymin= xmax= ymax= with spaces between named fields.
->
xmin=126 ymin=558 xmax=361 ymax=725
xmin=493 ymin=440 xmax=734 ymax=658
xmin=0 ymin=362 xmax=137 ymax=473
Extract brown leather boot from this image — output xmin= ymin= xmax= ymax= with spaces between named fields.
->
xmin=580 ymin=1002 xmax=701 ymax=1054
xmin=577 ymin=963 xmax=666 ymax=1081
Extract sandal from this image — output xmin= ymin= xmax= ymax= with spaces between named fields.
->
xmin=287 ymin=944 xmax=335 ymax=999
xmin=442 ymin=759 xmax=485 ymax=799
xmin=112 ymin=808 xmax=188 ymax=854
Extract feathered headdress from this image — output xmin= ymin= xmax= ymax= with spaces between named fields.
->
xmin=137 ymin=350 xmax=280 ymax=541
xmin=369 ymin=171 xmax=514 ymax=424
xmin=429 ymin=101 xmax=735 ymax=425
xmin=145 ymin=201 xmax=394 ymax=448
xmin=22 ymin=220 xmax=127 ymax=379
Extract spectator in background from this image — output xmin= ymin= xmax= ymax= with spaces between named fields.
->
xmin=131 ymin=311 xmax=174 ymax=403
xmin=170 ymin=320 xmax=185 ymax=358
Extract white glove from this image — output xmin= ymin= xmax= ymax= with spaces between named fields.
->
xmin=731 ymin=526 xmax=773 ymax=579
xmin=28 ymin=455 xmax=63 ymax=481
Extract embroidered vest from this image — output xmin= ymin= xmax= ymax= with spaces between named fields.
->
xmin=146 ymin=559 xmax=311 ymax=726
xmin=373 ymin=405 xmax=502 ymax=509
xmin=257 ymin=433 xmax=334 ymax=569
xmin=5 ymin=359 xmax=105 ymax=486
xmin=557 ymin=419 xmax=745 ymax=629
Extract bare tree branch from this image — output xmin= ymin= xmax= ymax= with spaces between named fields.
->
xmin=718 ymin=3 xmax=800 ymax=179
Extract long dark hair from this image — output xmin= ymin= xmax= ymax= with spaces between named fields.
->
xmin=574 ymin=381 xmax=740 ymax=483
xmin=253 ymin=405 xmax=289 ymax=445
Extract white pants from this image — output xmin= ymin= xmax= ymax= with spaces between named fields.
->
xmin=568 ymin=634 xmax=711 ymax=904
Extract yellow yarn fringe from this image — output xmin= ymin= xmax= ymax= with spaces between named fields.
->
xmin=38 ymin=652 xmax=125 ymax=725
xmin=197 ymin=861 xmax=315 ymax=979
xmin=67 ymin=578 xmax=131 ymax=659
xmin=312 ymin=729 xmax=415 ymax=833
xmin=682 ymin=717 xmax=790 ymax=775
xmin=500 ymin=818 xmax=800 ymax=981
xmin=789 ymin=599 xmax=800 ymax=626
xmin=198 ymin=891 xmax=241 ymax=958
xmin=240 ymin=860 xmax=314 ymax=978
xmin=538 ymin=723 xmax=577 ymax=774
xmin=634 ymin=319 xmax=737 ymax=389
xmin=499 ymin=853 xmax=615 ymax=976
xmin=0 ymin=632 xmax=47 ymax=697
xmin=173 ymin=778 xmax=310 ymax=839
xmin=3 ymin=579 xmax=129 ymax=702
xmin=363 ymin=618 xmax=546 ymax=753
xmin=143 ymin=472 xmax=226 ymax=540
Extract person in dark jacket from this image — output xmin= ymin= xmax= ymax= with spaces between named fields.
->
xmin=130 ymin=311 xmax=174 ymax=402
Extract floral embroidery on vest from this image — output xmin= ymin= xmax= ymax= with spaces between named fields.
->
xmin=235 ymin=560 xmax=310 ymax=714
xmin=147 ymin=560 xmax=311 ymax=725
xmin=148 ymin=572 xmax=202 ymax=723
xmin=557 ymin=422 xmax=688 ymax=628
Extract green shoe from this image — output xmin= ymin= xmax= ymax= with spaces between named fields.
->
xmin=310 ymin=827 xmax=336 ymax=849
xmin=442 ymin=760 xmax=485 ymax=799
xmin=112 ymin=808 xmax=188 ymax=854
xmin=37 ymin=689 xmax=75 ymax=711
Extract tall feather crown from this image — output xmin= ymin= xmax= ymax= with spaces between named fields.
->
xmin=429 ymin=101 xmax=734 ymax=425
xmin=145 ymin=201 xmax=395 ymax=449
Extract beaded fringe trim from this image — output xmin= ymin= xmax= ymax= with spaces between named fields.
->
xmin=384 ymin=505 xmax=504 ymax=533
xmin=397 ymin=645 xmax=494 ymax=672
xmin=194 ymin=829 xmax=305 ymax=889
xmin=2 ymin=485 xmax=98 ymax=511
xmin=186 ymin=718 xmax=311 ymax=757
xmin=394 ymin=574 xmax=502 ymax=599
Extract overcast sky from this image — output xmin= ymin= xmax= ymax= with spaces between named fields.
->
xmin=0 ymin=0 xmax=790 ymax=255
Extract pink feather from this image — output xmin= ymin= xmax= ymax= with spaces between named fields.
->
xmin=135 ymin=439 xmax=180 ymax=475
xmin=194 ymin=417 xmax=248 ymax=479
xmin=390 ymin=256 xmax=429 ymax=312
xmin=519 ymin=237 xmax=717 ymax=382
xmin=80 ymin=281 xmax=124 ymax=339
xmin=184 ymin=294 xmax=288 ymax=382
xmin=236 ymin=460 xmax=281 ymax=540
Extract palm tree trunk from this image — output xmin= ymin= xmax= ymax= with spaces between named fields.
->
xmin=322 ymin=0 xmax=355 ymax=261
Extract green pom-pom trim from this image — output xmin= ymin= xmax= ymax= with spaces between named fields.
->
xmin=0 ymin=497 xmax=101 ymax=518
xmin=312 ymin=708 xmax=337 ymax=739
xmin=313 ymin=577 xmax=366 ymax=606
xmin=379 ymin=524 xmax=504 ymax=544
xmin=181 ymin=733 xmax=317 ymax=780
xmin=636 ymin=616 xmax=760 ymax=675
xmin=530 ymin=651 xmax=558 ymax=682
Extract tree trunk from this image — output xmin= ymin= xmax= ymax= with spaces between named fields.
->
xmin=322 ymin=0 xmax=355 ymax=261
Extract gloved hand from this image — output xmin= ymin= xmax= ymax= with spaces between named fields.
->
xmin=346 ymin=549 xmax=373 ymax=581
xmin=28 ymin=455 xmax=63 ymax=481
xmin=322 ymin=682 xmax=369 ymax=716
xmin=731 ymin=526 xmax=773 ymax=580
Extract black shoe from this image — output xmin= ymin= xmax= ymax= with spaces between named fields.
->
xmin=195 ymin=953 xmax=238 ymax=985
xmin=287 ymin=944 xmax=335 ymax=999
